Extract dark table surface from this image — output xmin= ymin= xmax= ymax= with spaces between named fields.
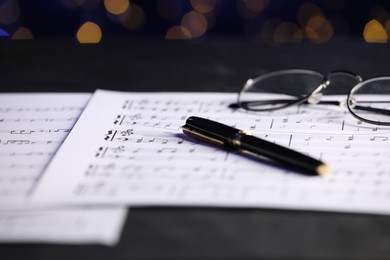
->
xmin=1 ymin=38 xmax=390 ymax=260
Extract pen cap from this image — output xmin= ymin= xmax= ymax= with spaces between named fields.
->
xmin=185 ymin=116 xmax=239 ymax=145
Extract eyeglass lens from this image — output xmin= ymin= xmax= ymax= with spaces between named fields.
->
xmin=348 ymin=77 xmax=390 ymax=125
xmin=238 ymin=69 xmax=325 ymax=111
xmin=238 ymin=69 xmax=390 ymax=125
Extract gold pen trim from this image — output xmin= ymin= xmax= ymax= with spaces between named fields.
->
xmin=182 ymin=126 xmax=224 ymax=147
xmin=232 ymin=130 xmax=251 ymax=149
xmin=316 ymin=164 xmax=331 ymax=177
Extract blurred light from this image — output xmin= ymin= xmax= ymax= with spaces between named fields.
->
xmin=120 ymin=3 xmax=146 ymax=31
xmin=364 ymin=19 xmax=387 ymax=43
xmin=0 ymin=28 xmax=9 ymax=36
xmin=76 ymin=21 xmax=102 ymax=43
xmin=11 ymin=27 xmax=33 ymax=40
xmin=157 ymin=0 xmax=183 ymax=20
xmin=305 ymin=15 xmax=333 ymax=44
xmin=273 ymin=22 xmax=302 ymax=43
xmin=297 ymin=2 xmax=322 ymax=27
xmin=181 ymin=11 xmax=208 ymax=38
xmin=190 ymin=0 xmax=218 ymax=14
xmin=307 ymin=15 xmax=326 ymax=31
xmin=165 ymin=26 xmax=192 ymax=39
xmin=0 ymin=0 xmax=20 ymax=25
xmin=237 ymin=0 xmax=268 ymax=19
xmin=298 ymin=3 xmax=334 ymax=44
xmin=104 ymin=0 xmax=129 ymax=15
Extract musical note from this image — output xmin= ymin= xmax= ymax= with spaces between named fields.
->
xmin=0 ymin=106 xmax=84 ymax=113
xmin=370 ymin=136 xmax=388 ymax=142
xmin=0 ymin=151 xmax=53 ymax=157
xmin=0 ymin=117 xmax=78 ymax=123
xmin=157 ymin=148 xmax=177 ymax=153
xmin=0 ymin=94 xmax=93 ymax=205
xmin=104 ymin=130 xmax=117 ymax=141
xmin=32 ymin=91 xmax=390 ymax=216
xmin=4 ymin=139 xmax=31 ymax=145
xmin=10 ymin=130 xmax=33 ymax=134
xmin=113 ymin=114 xmax=124 ymax=125
xmin=0 ymin=93 xmax=127 ymax=245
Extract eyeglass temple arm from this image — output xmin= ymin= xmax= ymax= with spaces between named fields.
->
xmin=351 ymin=104 xmax=390 ymax=116
xmin=229 ymin=99 xmax=340 ymax=109
xmin=230 ymin=100 xmax=390 ymax=117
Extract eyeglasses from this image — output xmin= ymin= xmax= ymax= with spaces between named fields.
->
xmin=233 ymin=69 xmax=390 ymax=126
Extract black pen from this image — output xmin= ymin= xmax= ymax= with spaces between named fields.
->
xmin=181 ymin=116 xmax=330 ymax=176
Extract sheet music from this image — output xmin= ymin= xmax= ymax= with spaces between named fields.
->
xmin=0 ymin=93 xmax=127 ymax=245
xmin=0 ymin=94 xmax=89 ymax=206
xmin=33 ymin=90 xmax=390 ymax=215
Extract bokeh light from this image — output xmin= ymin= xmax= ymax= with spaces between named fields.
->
xmin=0 ymin=28 xmax=9 ymax=37
xmin=305 ymin=15 xmax=334 ymax=43
xmin=181 ymin=11 xmax=208 ymax=38
xmin=76 ymin=21 xmax=102 ymax=43
xmin=11 ymin=27 xmax=33 ymax=40
xmin=104 ymin=0 xmax=130 ymax=15
xmin=119 ymin=3 xmax=146 ymax=31
xmin=190 ymin=0 xmax=218 ymax=14
xmin=165 ymin=25 xmax=192 ymax=39
xmin=1 ymin=1 xmax=390 ymax=44
xmin=273 ymin=22 xmax=303 ymax=43
xmin=297 ymin=3 xmax=334 ymax=44
xmin=364 ymin=19 xmax=387 ymax=43
xmin=298 ymin=2 xmax=322 ymax=28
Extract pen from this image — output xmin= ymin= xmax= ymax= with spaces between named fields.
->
xmin=181 ymin=116 xmax=330 ymax=176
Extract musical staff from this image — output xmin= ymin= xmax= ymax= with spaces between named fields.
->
xmin=0 ymin=94 xmax=90 ymax=204
xmin=0 ymin=128 xmax=71 ymax=134
xmin=32 ymin=90 xmax=390 ymax=215
xmin=0 ymin=93 xmax=127 ymax=246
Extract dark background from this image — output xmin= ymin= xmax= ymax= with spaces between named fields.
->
xmin=1 ymin=0 xmax=390 ymax=41
xmin=1 ymin=1 xmax=390 ymax=260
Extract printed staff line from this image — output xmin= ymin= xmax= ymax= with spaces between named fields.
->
xmin=0 ymin=164 xmax=46 ymax=169
xmin=0 ymin=107 xmax=84 ymax=113
xmin=0 ymin=117 xmax=79 ymax=123
xmin=0 ymin=152 xmax=54 ymax=157
xmin=111 ymin=122 xmax=390 ymax=136
xmin=0 ymin=129 xmax=71 ymax=134
xmin=0 ymin=140 xmax=64 ymax=145
xmin=249 ymin=129 xmax=390 ymax=136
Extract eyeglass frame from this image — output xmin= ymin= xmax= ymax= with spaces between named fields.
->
xmin=233 ymin=69 xmax=390 ymax=126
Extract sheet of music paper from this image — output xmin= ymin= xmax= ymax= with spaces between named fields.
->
xmin=0 ymin=93 xmax=127 ymax=245
xmin=33 ymin=90 xmax=390 ymax=215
